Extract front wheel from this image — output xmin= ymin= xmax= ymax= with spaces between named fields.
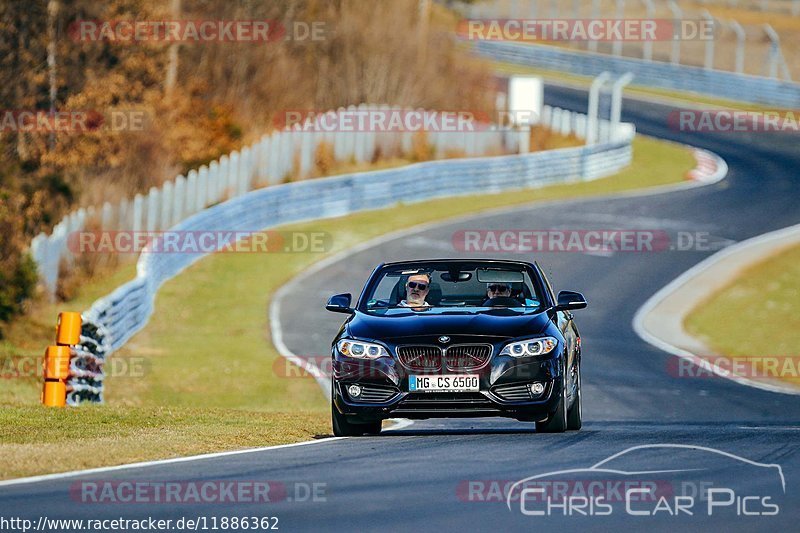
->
xmin=567 ymin=363 xmax=582 ymax=431
xmin=536 ymin=380 xmax=567 ymax=433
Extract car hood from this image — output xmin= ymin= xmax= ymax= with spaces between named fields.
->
xmin=346 ymin=309 xmax=552 ymax=341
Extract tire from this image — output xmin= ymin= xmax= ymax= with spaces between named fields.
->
xmin=567 ymin=363 xmax=582 ymax=431
xmin=536 ymin=379 xmax=568 ymax=433
xmin=331 ymin=382 xmax=383 ymax=437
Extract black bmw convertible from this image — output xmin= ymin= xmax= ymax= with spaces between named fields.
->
xmin=325 ymin=259 xmax=587 ymax=436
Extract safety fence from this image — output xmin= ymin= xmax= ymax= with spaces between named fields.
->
xmin=471 ymin=40 xmax=800 ymax=108
xmin=32 ymin=106 xmax=634 ymax=404
xmin=30 ymin=105 xmax=520 ymax=300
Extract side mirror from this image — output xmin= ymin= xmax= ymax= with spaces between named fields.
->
xmin=326 ymin=293 xmax=354 ymax=314
xmin=554 ymin=290 xmax=587 ymax=311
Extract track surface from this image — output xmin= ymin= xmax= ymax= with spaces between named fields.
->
xmin=2 ymin=85 xmax=799 ymax=531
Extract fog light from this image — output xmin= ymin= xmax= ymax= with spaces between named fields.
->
xmin=530 ymin=382 xmax=545 ymax=395
xmin=347 ymin=384 xmax=362 ymax=398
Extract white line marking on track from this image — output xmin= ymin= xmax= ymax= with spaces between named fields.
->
xmin=0 ymin=437 xmax=346 ymax=488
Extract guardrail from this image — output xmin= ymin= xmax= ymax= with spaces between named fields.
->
xmin=473 ymin=40 xmax=800 ymax=108
xmin=29 ymin=105 xmax=517 ymax=300
xmin=61 ymin=106 xmax=634 ymax=404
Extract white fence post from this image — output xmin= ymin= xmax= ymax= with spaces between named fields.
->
xmin=186 ymin=170 xmax=197 ymax=217
xmin=218 ymin=155 xmax=229 ymax=201
xmin=196 ymin=166 xmax=208 ymax=211
xmin=160 ymin=181 xmax=173 ymax=230
xmin=173 ymin=175 xmax=186 ymax=225
xmin=146 ymin=187 xmax=159 ymax=232
xmin=132 ymin=194 xmax=143 ymax=234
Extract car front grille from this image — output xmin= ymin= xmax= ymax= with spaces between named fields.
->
xmin=397 ymin=392 xmax=495 ymax=412
xmin=396 ymin=345 xmax=442 ymax=371
xmin=397 ymin=344 xmax=493 ymax=372
xmin=492 ymin=382 xmax=533 ymax=402
xmin=445 ymin=344 xmax=492 ymax=371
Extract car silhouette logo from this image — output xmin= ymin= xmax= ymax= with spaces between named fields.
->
xmin=438 ymin=336 xmax=451 ymax=344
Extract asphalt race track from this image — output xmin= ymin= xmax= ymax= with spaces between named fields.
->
xmin=2 ymin=85 xmax=799 ymax=532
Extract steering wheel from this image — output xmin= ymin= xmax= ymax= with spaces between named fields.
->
xmin=482 ymin=296 xmax=522 ymax=307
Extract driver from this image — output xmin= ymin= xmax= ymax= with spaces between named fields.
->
xmin=486 ymin=282 xmax=512 ymax=299
xmin=398 ymin=273 xmax=431 ymax=310
xmin=483 ymin=282 xmax=519 ymax=306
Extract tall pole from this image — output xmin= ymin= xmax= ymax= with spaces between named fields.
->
xmin=165 ymin=0 xmax=181 ymax=96
xmin=702 ymin=10 xmax=715 ymax=70
xmin=642 ymin=0 xmax=654 ymax=61
xmin=417 ymin=0 xmax=431 ymax=65
xmin=668 ymin=1 xmax=682 ymax=66
xmin=612 ymin=0 xmax=625 ymax=57
xmin=47 ymin=0 xmax=59 ymax=150
xmin=587 ymin=72 xmax=611 ymax=146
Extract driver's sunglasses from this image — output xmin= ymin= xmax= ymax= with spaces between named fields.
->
xmin=407 ymin=281 xmax=429 ymax=291
xmin=488 ymin=284 xmax=510 ymax=292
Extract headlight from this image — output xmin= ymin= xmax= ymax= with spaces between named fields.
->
xmin=337 ymin=339 xmax=389 ymax=359
xmin=500 ymin=337 xmax=558 ymax=357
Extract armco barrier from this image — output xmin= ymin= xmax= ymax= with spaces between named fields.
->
xmin=29 ymin=105 xmax=514 ymax=299
xmin=473 ymin=41 xmax=800 ymax=109
xmin=68 ymin=111 xmax=634 ymax=403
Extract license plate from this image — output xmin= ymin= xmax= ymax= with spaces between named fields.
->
xmin=408 ymin=374 xmax=479 ymax=392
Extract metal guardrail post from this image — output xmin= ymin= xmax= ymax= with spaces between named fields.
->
xmin=729 ymin=20 xmax=745 ymax=75
xmin=611 ymin=73 xmax=635 ymax=141
xmin=668 ymin=1 xmax=682 ymax=66
xmin=762 ymin=24 xmax=791 ymax=81
xmin=587 ymin=72 xmax=612 ymax=145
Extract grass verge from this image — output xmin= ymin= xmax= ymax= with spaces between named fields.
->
xmin=1 ymin=135 xmax=695 ymax=479
xmin=685 ymin=243 xmax=800 ymax=387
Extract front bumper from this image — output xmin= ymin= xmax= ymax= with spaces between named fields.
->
xmin=332 ymin=348 xmax=565 ymax=423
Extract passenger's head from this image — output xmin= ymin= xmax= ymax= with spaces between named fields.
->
xmin=405 ymin=273 xmax=431 ymax=305
xmin=487 ymin=282 xmax=511 ymax=298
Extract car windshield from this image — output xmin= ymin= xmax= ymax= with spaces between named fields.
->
xmin=361 ymin=262 xmax=544 ymax=314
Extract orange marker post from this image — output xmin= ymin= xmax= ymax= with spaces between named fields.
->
xmin=41 ymin=312 xmax=81 ymax=407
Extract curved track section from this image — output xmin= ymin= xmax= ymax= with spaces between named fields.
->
xmin=2 ymin=85 xmax=799 ymax=531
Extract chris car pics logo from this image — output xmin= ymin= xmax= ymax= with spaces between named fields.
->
xmin=506 ymin=444 xmax=784 ymax=518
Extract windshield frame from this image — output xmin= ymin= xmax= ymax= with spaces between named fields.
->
xmin=356 ymin=260 xmax=550 ymax=314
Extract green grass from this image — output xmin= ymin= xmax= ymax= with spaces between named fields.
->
xmin=0 ymin=135 xmax=695 ymax=478
xmin=685 ymin=244 xmax=800 ymax=387
xmin=0 ymin=406 xmax=328 ymax=480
